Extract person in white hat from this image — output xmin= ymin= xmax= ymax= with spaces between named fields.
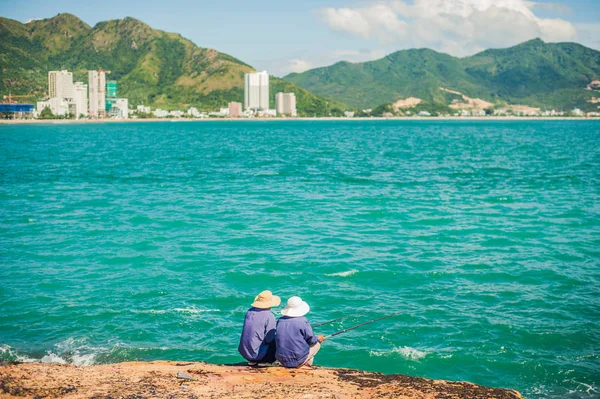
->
xmin=238 ymin=290 xmax=281 ymax=365
xmin=275 ymin=296 xmax=324 ymax=368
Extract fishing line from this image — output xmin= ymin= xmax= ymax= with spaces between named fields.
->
xmin=312 ymin=315 xmax=351 ymax=328
xmin=324 ymin=314 xmax=398 ymax=340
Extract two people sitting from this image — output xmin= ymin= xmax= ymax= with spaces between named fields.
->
xmin=238 ymin=290 xmax=324 ymax=368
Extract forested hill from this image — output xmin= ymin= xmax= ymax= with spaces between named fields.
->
xmin=0 ymin=13 xmax=346 ymax=116
xmin=284 ymin=39 xmax=600 ymax=111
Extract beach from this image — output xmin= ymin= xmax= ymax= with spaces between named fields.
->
xmin=0 ymin=116 xmax=596 ymax=124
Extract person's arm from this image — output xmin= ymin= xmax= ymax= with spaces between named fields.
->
xmin=303 ymin=319 xmax=320 ymax=345
xmin=264 ymin=313 xmax=276 ymax=344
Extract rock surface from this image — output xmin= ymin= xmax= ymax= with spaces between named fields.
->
xmin=0 ymin=361 xmax=523 ymax=399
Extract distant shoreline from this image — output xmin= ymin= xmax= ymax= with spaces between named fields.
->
xmin=0 ymin=116 xmax=597 ymax=125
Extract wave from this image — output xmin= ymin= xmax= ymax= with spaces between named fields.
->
xmin=130 ymin=307 xmax=219 ymax=315
xmin=369 ymin=346 xmax=428 ymax=360
xmin=1 ymin=341 xmax=98 ymax=366
xmin=0 ymin=339 xmax=173 ymax=367
xmin=325 ymin=269 xmax=358 ymax=277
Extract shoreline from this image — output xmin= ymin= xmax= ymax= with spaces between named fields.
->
xmin=0 ymin=360 xmax=523 ymax=399
xmin=0 ymin=116 xmax=598 ymax=125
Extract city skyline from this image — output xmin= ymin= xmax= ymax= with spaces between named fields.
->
xmin=38 ymin=68 xmax=128 ymax=119
xmin=37 ymin=66 xmax=301 ymax=119
xmin=1 ymin=0 xmax=599 ymax=77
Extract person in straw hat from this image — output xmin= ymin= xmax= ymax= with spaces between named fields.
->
xmin=238 ymin=290 xmax=281 ymax=365
xmin=275 ymin=296 xmax=324 ymax=368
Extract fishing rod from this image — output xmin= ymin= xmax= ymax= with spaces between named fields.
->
xmin=323 ymin=314 xmax=398 ymax=340
xmin=312 ymin=315 xmax=351 ymax=328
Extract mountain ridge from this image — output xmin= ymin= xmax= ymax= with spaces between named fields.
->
xmin=284 ymin=38 xmax=600 ymax=111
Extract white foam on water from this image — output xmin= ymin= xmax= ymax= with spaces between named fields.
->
xmin=254 ymin=171 xmax=279 ymax=176
xmin=573 ymin=381 xmax=599 ymax=394
xmin=15 ymin=354 xmax=40 ymax=363
xmin=131 ymin=307 xmax=219 ymax=315
xmin=0 ymin=344 xmax=19 ymax=360
xmin=1 ymin=338 xmax=112 ymax=366
xmin=271 ymin=271 xmax=303 ymax=276
xmin=173 ymin=307 xmax=218 ymax=314
xmin=25 ymin=351 xmax=96 ymax=366
xmin=135 ymin=309 xmax=168 ymax=314
xmin=0 ymin=344 xmax=35 ymax=363
xmin=137 ymin=346 xmax=169 ymax=352
xmin=1 ymin=344 xmax=86 ymax=365
xmin=369 ymin=346 xmax=428 ymax=360
xmin=42 ymin=337 xmax=100 ymax=366
xmin=40 ymin=352 xmax=68 ymax=364
xmin=325 ymin=269 xmax=358 ymax=277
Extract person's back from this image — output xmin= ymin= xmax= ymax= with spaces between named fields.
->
xmin=238 ymin=308 xmax=276 ymax=362
xmin=238 ymin=290 xmax=280 ymax=364
xmin=275 ymin=296 xmax=324 ymax=368
xmin=275 ymin=315 xmax=317 ymax=367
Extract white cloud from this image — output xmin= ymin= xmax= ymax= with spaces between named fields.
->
xmin=320 ymin=7 xmax=373 ymax=38
xmin=538 ymin=17 xmax=577 ymax=42
xmin=318 ymin=0 xmax=579 ymax=56
xmin=320 ymin=5 xmax=408 ymax=42
xmin=288 ymin=59 xmax=314 ymax=74
xmin=284 ymin=49 xmax=389 ymax=76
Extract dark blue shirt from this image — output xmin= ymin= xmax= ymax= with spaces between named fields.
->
xmin=238 ymin=308 xmax=276 ymax=361
xmin=275 ymin=316 xmax=318 ymax=367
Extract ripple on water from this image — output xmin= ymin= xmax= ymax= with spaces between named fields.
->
xmin=0 ymin=120 xmax=599 ymax=399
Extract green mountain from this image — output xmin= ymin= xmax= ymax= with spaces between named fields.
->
xmin=0 ymin=14 xmax=346 ymax=116
xmin=284 ymin=39 xmax=600 ymax=111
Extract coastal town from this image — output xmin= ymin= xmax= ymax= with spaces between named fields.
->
xmin=1 ymin=69 xmax=302 ymax=120
xmin=1 ymin=68 xmax=599 ymax=120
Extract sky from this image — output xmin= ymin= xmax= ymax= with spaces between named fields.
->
xmin=2 ymin=0 xmax=599 ymax=77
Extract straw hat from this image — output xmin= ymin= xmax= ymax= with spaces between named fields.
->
xmin=251 ymin=290 xmax=281 ymax=309
xmin=281 ymin=296 xmax=310 ymax=318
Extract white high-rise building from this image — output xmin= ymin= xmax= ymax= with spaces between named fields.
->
xmin=114 ymin=98 xmax=129 ymax=119
xmin=48 ymin=70 xmax=73 ymax=101
xmin=88 ymin=70 xmax=107 ymax=118
xmin=275 ymin=92 xmax=297 ymax=117
xmin=73 ymin=82 xmax=88 ymax=118
xmin=244 ymin=71 xmax=269 ymax=111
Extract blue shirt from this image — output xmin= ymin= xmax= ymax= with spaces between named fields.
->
xmin=275 ymin=316 xmax=318 ymax=367
xmin=238 ymin=308 xmax=276 ymax=362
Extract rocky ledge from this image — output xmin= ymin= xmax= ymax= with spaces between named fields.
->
xmin=0 ymin=361 xmax=522 ymax=399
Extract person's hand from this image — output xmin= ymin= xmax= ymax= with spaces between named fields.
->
xmin=318 ymin=335 xmax=325 ymax=343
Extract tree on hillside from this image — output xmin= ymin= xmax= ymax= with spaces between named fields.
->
xmin=39 ymin=107 xmax=55 ymax=119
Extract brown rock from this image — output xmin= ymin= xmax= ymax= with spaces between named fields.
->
xmin=0 ymin=361 xmax=523 ymax=399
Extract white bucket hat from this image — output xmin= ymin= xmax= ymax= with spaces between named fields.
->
xmin=281 ymin=296 xmax=310 ymax=318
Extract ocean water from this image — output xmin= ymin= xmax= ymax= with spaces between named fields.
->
xmin=0 ymin=120 xmax=598 ymax=398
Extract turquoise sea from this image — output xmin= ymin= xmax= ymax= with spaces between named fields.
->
xmin=0 ymin=120 xmax=598 ymax=398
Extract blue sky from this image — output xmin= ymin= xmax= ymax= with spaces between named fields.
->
xmin=2 ymin=0 xmax=599 ymax=76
